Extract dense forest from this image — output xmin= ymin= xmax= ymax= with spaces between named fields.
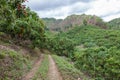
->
xmin=0 ymin=0 xmax=120 ymax=80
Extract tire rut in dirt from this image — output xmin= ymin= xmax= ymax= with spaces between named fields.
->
xmin=22 ymin=54 xmax=44 ymax=80
xmin=48 ymin=55 xmax=62 ymax=80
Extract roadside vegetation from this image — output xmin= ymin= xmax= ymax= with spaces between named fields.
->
xmin=0 ymin=0 xmax=46 ymax=48
xmin=0 ymin=49 xmax=32 ymax=80
xmin=0 ymin=0 xmax=46 ymax=79
xmin=52 ymin=54 xmax=93 ymax=80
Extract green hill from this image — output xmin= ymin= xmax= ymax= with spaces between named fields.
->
xmin=108 ymin=18 xmax=120 ymax=29
xmin=47 ymin=25 xmax=120 ymax=80
xmin=0 ymin=0 xmax=120 ymax=80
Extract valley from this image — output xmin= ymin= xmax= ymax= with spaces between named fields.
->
xmin=0 ymin=0 xmax=120 ymax=80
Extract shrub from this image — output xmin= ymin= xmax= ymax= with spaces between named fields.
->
xmin=74 ymin=47 xmax=120 ymax=80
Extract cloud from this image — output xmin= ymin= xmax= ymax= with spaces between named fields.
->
xmin=25 ymin=0 xmax=120 ymax=21
xmin=85 ymin=0 xmax=120 ymax=21
xmin=25 ymin=0 xmax=94 ymax=11
xmin=104 ymin=14 xmax=120 ymax=21
xmin=35 ymin=2 xmax=91 ymax=19
xmin=100 ymin=11 xmax=120 ymax=18
xmin=36 ymin=6 xmax=70 ymax=19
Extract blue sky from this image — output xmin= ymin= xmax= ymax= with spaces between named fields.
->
xmin=25 ymin=0 xmax=120 ymax=21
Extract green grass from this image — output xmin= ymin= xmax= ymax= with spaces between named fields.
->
xmin=0 ymin=51 xmax=6 ymax=59
xmin=52 ymin=54 xmax=93 ymax=80
xmin=33 ymin=54 xmax=49 ymax=80
xmin=0 ymin=50 xmax=32 ymax=80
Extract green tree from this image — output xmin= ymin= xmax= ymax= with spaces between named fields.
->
xmin=0 ymin=0 xmax=46 ymax=48
xmin=83 ymin=19 xmax=87 ymax=26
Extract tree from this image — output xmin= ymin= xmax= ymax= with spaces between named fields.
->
xmin=0 ymin=0 xmax=46 ymax=48
xmin=83 ymin=19 xmax=87 ymax=26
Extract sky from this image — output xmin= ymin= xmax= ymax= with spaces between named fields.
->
xmin=25 ymin=0 xmax=120 ymax=22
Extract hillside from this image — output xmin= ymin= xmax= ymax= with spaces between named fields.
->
xmin=47 ymin=25 xmax=120 ymax=80
xmin=43 ymin=18 xmax=63 ymax=31
xmin=0 ymin=0 xmax=120 ymax=80
xmin=0 ymin=36 xmax=92 ymax=80
xmin=43 ymin=14 xmax=107 ymax=31
xmin=1 ymin=1 xmax=93 ymax=80
xmin=108 ymin=18 xmax=120 ymax=29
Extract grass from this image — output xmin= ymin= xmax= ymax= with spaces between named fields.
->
xmin=52 ymin=54 xmax=93 ymax=80
xmin=0 ymin=49 xmax=20 ymax=60
xmin=0 ymin=51 xmax=6 ymax=59
xmin=0 ymin=49 xmax=32 ymax=80
xmin=33 ymin=54 xmax=49 ymax=80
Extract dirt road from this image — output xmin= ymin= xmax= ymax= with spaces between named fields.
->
xmin=48 ymin=55 xmax=62 ymax=80
xmin=22 ymin=54 xmax=44 ymax=80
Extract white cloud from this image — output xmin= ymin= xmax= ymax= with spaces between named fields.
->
xmin=36 ymin=2 xmax=90 ymax=19
xmin=25 ymin=0 xmax=120 ymax=21
xmin=104 ymin=14 xmax=120 ymax=21
xmin=37 ymin=6 xmax=70 ymax=19
xmin=85 ymin=0 xmax=120 ymax=21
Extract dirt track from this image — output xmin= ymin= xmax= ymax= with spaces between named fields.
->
xmin=48 ymin=55 xmax=62 ymax=80
xmin=22 ymin=54 xmax=44 ymax=80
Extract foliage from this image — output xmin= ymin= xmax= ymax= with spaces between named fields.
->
xmin=108 ymin=18 xmax=120 ymax=29
xmin=0 ymin=0 xmax=45 ymax=48
xmin=83 ymin=19 xmax=87 ymax=26
xmin=59 ymin=25 xmax=120 ymax=48
xmin=55 ymin=25 xmax=120 ymax=79
xmin=46 ymin=36 xmax=75 ymax=58
xmin=52 ymin=54 xmax=93 ymax=80
xmin=74 ymin=47 xmax=120 ymax=80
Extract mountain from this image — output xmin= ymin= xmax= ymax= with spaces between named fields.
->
xmin=43 ymin=14 xmax=107 ymax=31
xmin=108 ymin=18 xmax=120 ymax=29
xmin=42 ymin=18 xmax=63 ymax=31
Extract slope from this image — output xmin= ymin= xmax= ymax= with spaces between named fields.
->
xmin=0 ymin=32 xmax=44 ymax=80
xmin=108 ymin=17 xmax=120 ymax=29
xmin=49 ymin=25 xmax=120 ymax=80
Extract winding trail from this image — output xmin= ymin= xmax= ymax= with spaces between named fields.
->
xmin=22 ymin=54 xmax=44 ymax=80
xmin=48 ymin=55 xmax=63 ymax=80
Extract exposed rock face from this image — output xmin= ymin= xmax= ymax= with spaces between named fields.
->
xmin=43 ymin=14 xmax=107 ymax=31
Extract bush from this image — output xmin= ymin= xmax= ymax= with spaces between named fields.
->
xmin=0 ymin=0 xmax=46 ymax=48
xmin=46 ymin=36 xmax=75 ymax=58
xmin=74 ymin=46 xmax=120 ymax=80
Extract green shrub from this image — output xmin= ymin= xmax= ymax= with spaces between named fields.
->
xmin=0 ymin=51 xmax=6 ymax=59
xmin=46 ymin=36 xmax=75 ymax=58
xmin=74 ymin=47 xmax=120 ymax=80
